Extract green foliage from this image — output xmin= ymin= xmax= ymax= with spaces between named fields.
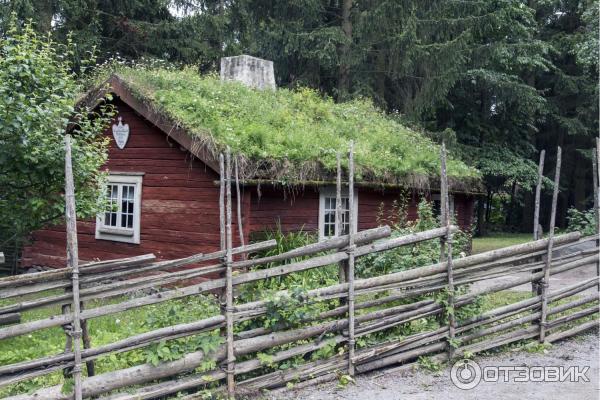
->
xmin=100 ymin=66 xmax=478 ymax=183
xmin=309 ymin=339 xmax=339 ymax=361
xmin=238 ymin=226 xmax=339 ymax=333
xmin=357 ymin=200 xmax=471 ymax=278
xmin=263 ymin=287 xmax=319 ymax=330
xmin=417 ymin=356 xmax=442 ymax=372
xmin=0 ymin=1 xmax=233 ymax=70
xmin=337 ymin=374 xmax=355 ymax=388
xmin=60 ymin=378 xmax=74 ymax=395
xmin=0 ymin=294 xmax=220 ymax=397
xmin=435 ymin=286 xmax=484 ymax=325
xmin=471 ymin=233 xmax=532 ymax=254
xmin=239 ymin=226 xmax=338 ymax=303
xmin=0 ymin=19 xmax=113 ymax=249
xmin=5 ymin=0 xmax=599 ymax=233
xmin=141 ymin=298 xmax=222 ymax=367
xmin=566 ymin=207 xmax=597 ymax=236
xmin=522 ymin=341 xmax=552 ymax=354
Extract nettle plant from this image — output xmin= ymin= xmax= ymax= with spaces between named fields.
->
xmin=357 ymin=199 xmax=471 ymax=278
xmin=263 ymin=287 xmax=320 ymax=330
xmin=232 ymin=200 xmax=481 ymax=373
xmin=140 ymin=297 xmax=223 ymax=370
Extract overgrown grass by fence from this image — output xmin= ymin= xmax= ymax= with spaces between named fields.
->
xmin=0 ymin=227 xmax=597 ymax=399
xmin=0 ymin=141 xmax=597 ymax=399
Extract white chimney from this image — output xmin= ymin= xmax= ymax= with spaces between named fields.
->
xmin=220 ymin=55 xmax=276 ymax=90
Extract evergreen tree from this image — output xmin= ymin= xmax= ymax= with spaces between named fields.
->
xmin=529 ymin=0 xmax=599 ymax=226
xmin=0 ymin=0 xmax=232 ymax=68
xmin=3 ymin=0 xmax=598 ymax=231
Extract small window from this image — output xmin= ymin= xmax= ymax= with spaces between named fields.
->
xmin=318 ymin=187 xmax=358 ymax=240
xmin=96 ymin=174 xmax=143 ymax=244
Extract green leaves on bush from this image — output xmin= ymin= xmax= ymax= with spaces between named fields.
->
xmin=566 ymin=207 xmax=597 ymax=236
xmin=357 ymin=200 xmax=471 ymax=278
xmin=0 ymin=18 xmax=113 ymax=247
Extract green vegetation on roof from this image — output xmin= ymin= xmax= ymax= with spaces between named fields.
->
xmin=111 ymin=67 xmax=479 ymax=188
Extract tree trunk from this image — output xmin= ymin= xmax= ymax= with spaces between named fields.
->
xmin=375 ymin=45 xmax=386 ymax=107
xmin=337 ymin=0 xmax=352 ymax=100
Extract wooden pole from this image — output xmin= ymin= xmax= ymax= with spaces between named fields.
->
xmin=347 ymin=141 xmax=356 ymax=376
xmin=61 ymin=303 xmax=72 ymax=378
xmin=225 ymin=149 xmax=236 ymax=397
xmin=533 ymin=150 xmax=546 ymax=240
xmin=220 ymin=154 xmax=226 ymax=252
xmin=532 ymin=150 xmax=545 ymax=295
xmin=539 ymin=147 xmax=561 ymax=343
xmin=64 ymin=135 xmax=83 ymax=400
xmin=440 ymin=143 xmax=456 ymax=359
xmin=336 ymin=152 xmax=346 ymax=284
xmin=80 ymin=303 xmax=95 ymax=377
xmin=595 ymin=138 xmax=600 ymax=292
xmin=439 ymin=145 xmax=448 ymax=264
xmin=592 ymin=152 xmax=598 ymax=231
xmin=234 ymin=158 xmax=246 ymax=260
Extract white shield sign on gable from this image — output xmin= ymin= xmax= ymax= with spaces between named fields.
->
xmin=112 ymin=117 xmax=130 ymax=149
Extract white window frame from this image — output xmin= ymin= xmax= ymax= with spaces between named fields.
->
xmin=318 ymin=186 xmax=358 ymax=240
xmin=95 ymin=173 xmax=143 ymax=244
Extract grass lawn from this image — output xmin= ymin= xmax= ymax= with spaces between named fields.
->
xmin=0 ymin=293 xmax=221 ymax=397
xmin=472 ymin=232 xmax=532 ymax=254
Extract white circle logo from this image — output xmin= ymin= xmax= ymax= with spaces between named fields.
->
xmin=450 ymin=359 xmax=482 ymax=390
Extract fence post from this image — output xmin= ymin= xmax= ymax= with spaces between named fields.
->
xmin=440 ymin=143 xmax=456 ymax=359
xmin=234 ymin=158 xmax=246 ymax=260
xmin=346 ymin=141 xmax=356 ymax=376
xmin=336 ymin=152 xmax=347 ymax=284
xmin=220 ymin=154 xmax=226 ymax=252
xmin=532 ymin=150 xmax=546 ymax=295
xmin=225 ymin=149 xmax=236 ymax=398
xmin=64 ymin=134 xmax=84 ymax=400
xmin=592 ymin=152 xmax=598 ymax=232
xmin=595 ymin=138 xmax=600 ymax=293
xmin=80 ymin=303 xmax=95 ymax=376
xmin=539 ymin=147 xmax=561 ymax=343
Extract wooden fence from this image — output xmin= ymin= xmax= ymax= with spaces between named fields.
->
xmin=0 ymin=138 xmax=598 ymax=399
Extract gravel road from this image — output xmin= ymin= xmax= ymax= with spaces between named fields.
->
xmin=268 ymin=331 xmax=599 ymax=400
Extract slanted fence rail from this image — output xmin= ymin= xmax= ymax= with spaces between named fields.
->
xmin=0 ymin=139 xmax=598 ymax=399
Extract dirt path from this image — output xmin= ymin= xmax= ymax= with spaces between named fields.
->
xmin=268 ymin=332 xmax=599 ymax=400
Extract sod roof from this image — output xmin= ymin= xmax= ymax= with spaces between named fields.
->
xmin=99 ymin=67 xmax=481 ymax=192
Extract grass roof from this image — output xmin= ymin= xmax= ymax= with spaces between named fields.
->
xmin=108 ymin=67 xmax=480 ymax=190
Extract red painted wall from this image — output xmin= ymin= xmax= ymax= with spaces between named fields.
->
xmin=249 ymin=186 xmax=320 ymax=235
xmin=22 ymin=98 xmax=475 ymax=268
xmin=22 ymin=99 xmax=244 ymax=267
xmin=248 ymin=187 xmax=474 ymax=236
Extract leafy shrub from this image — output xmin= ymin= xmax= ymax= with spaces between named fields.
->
xmin=140 ymin=297 xmax=222 ymax=368
xmin=566 ymin=207 xmax=597 ymax=236
xmin=357 ymin=200 xmax=471 ymax=278
xmin=263 ymin=287 xmax=320 ymax=330
xmin=238 ymin=225 xmax=339 ymax=334
xmin=0 ymin=19 xmax=114 ymax=247
xmin=239 ymin=225 xmax=338 ymax=303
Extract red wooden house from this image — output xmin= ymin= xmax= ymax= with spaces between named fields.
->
xmin=21 ymin=57 xmax=482 ymax=268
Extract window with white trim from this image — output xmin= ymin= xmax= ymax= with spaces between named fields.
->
xmin=318 ymin=187 xmax=358 ymax=240
xmin=95 ymin=174 xmax=143 ymax=244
